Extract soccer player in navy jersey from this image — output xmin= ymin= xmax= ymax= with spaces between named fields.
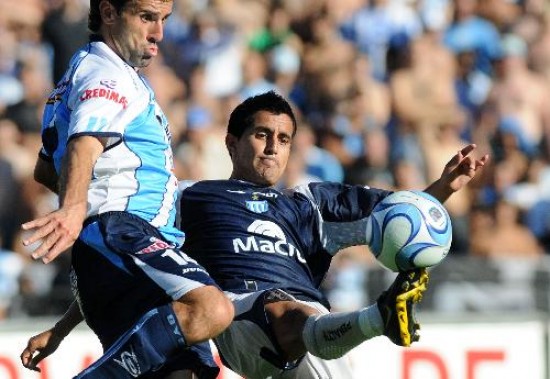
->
xmin=22 ymin=91 xmax=488 ymax=378
xmin=19 ymin=1 xmax=233 ymax=378
xmin=175 ymin=91 xmax=488 ymax=378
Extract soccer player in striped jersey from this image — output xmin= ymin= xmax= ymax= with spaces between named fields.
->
xmin=19 ymin=1 xmax=232 ymax=378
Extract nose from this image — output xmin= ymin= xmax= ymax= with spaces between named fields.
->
xmin=149 ymin=20 xmax=164 ymax=42
xmin=264 ymin=136 xmax=278 ymax=155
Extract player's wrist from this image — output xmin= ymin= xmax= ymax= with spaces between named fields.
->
xmin=52 ymin=316 xmax=79 ymax=338
xmin=50 ymin=324 xmax=70 ymax=340
xmin=425 ymin=178 xmax=454 ymax=204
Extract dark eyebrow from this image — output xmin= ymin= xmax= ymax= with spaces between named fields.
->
xmin=137 ymin=5 xmax=172 ymax=19
xmin=254 ymin=126 xmax=292 ymax=142
xmin=249 ymin=125 xmax=270 ymax=135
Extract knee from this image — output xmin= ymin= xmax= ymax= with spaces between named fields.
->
xmin=173 ymin=286 xmax=234 ymax=344
xmin=266 ymin=301 xmax=319 ymax=360
xmin=201 ymin=288 xmax=234 ymax=335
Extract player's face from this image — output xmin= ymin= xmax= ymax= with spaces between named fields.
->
xmin=105 ymin=0 xmax=172 ymax=68
xmin=228 ymin=111 xmax=293 ymax=187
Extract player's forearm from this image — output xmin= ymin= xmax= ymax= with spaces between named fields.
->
xmin=58 ymin=136 xmax=104 ymax=210
xmin=34 ymin=157 xmax=59 ymax=194
xmin=423 ymin=178 xmax=454 ymax=204
xmin=52 ymin=300 xmax=84 ymax=338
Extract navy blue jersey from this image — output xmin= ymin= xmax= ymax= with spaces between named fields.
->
xmin=178 ymin=180 xmax=391 ymax=305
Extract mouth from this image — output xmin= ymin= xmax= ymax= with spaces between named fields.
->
xmin=259 ymin=157 xmax=277 ymax=167
xmin=147 ymin=45 xmax=158 ymax=57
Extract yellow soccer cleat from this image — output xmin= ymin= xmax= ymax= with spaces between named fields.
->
xmin=377 ymin=268 xmax=429 ymax=347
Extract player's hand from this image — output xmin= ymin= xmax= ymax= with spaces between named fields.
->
xmin=440 ymin=144 xmax=489 ymax=192
xmin=20 ymin=329 xmax=65 ymax=372
xmin=21 ymin=203 xmax=86 ymax=264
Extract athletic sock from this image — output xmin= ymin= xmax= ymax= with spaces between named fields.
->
xmin=302 ymin=304 xmax=383 ymax=360
xmin=75 ymin=304 xmax=186 ymax=378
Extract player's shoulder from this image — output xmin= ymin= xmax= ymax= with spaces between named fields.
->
xmin=287 ymin=181 xmax=386 ymax=211
xmin=87 ymin=42 xmax=128 ymax=72
xmin=71 ymin=42 xmax=135 ymax=86
xmin=178 ymin=180 xmax=198 ymax=193
xmin=179 ymin=179 xmax=286 ymax=200
xmin=293 ymin=181 xmax=376 ymax=196
xmin=178 ymin=179 xmax=232 ymax=194
xmin=284 ymin=181 xmax=346 ymax=199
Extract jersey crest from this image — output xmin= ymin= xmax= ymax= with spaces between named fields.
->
xmin=245 ymin=200 xmax=269 ymax=213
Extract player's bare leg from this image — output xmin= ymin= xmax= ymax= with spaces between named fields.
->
xmin=76 ymin=286 xmax=233 ymax=378
xmin=265 ymin=300 xmax=318 ymax=361
xmin=173 ymin=286 xmax=234 ymax=344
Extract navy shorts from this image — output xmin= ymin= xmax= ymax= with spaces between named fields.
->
xmin=71 ymin=211 xmax=217 ymax=349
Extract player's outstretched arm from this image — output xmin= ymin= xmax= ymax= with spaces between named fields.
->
xmin=22 ymin=136 xmax=104 ymax=263
xmin=424 ymin=144 xmax=489 ymax=204
xmin=20 ymin=300 xmax=83 ymax=372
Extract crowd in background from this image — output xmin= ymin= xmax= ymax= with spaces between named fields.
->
xmin=1 ymin=0 xmax=550 ymax=319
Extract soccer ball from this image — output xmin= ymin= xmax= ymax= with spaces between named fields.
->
xmin=367 ymin=190 xmax=452 ymax=272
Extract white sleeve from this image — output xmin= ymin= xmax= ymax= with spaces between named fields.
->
xmin=66 ymin=60 xmax=138 ymax=148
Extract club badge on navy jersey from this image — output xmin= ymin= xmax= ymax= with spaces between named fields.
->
xmin=246 ymin=200 xmax=269 ymax=213
xmin=246 ymin=193 xmax=270 ymax=213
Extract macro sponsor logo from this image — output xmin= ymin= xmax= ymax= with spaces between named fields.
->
xmin=80 ymin=88 xmax=128 ymax=109
xmin=113 ymin=346 xmax=141 ymax=377
xmin=323 ymin=321 xmax=352 ymax=341
xmin=232 ymin=220 xmax=306 ymax=263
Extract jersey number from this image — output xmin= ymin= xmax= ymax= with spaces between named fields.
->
xmin=161 ymin=249 xmax=198 ymax=266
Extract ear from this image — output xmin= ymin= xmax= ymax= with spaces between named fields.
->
xmin=99 ymin=0 xmax=118 ymax=25
xmin=225 ymin=134 xmax=237 ymax=158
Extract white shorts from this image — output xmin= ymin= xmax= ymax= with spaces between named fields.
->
xmin=214 ymin=290 xmax=354 ymax=379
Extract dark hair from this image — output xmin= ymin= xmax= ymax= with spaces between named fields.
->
xmin=88 ymin=0 xmax=130 ymax=33
xmin=227 ymin=91 xmax=297 ymax=138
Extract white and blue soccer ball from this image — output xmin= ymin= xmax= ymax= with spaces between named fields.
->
xmin=367 ymin=190 xmax=452 ymax=272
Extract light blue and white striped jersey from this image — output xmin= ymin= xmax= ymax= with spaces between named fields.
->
xmin=40 ymin=41 xmax=183 ymax=246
